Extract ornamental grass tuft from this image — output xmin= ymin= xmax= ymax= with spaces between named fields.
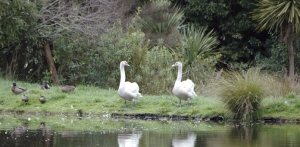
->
xmin=216 ymin=67 xmax=268 ymax=121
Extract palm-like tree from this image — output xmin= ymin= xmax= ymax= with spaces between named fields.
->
xmin=181 ymin=25 xmax=219 ymax=66
xmin=251 ymin=0 xmax=300 ymax=79
xmin=138 ymin=0 xmax=184 ymax=48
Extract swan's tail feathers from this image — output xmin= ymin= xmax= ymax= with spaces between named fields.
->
xmin=137 ymin=92 xmax=143 ymax=98
xmin=128 ymin=82 xmax=142 ymax=98
xmin=181 ymin=79 xmax=197 ymax=97
xmin=192 ymin=91 xmax=197 ymax=97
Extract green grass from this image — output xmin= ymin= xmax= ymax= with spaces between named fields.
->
xmin=261 ymin=96 xmax=300 ymax=120
xmin=0 ymin=78 xmax=226 ymax=119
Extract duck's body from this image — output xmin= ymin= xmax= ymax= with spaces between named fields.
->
xmin=39 ymin=95 xmax=46 ymax=104
xmin=118 ymin=61 xmax=142 ymax=108
xmin=41 ymin=81 xmax=50 ymax=90
xmin=12 ymin=83 xmax=27 ymax=94
xmin=61 ymin=85 xmax=76 ymax=92
xmin=172 ymin=62 xmax=197 ymax=106
xmin=22 ymin=94 xmax=29 ymax=102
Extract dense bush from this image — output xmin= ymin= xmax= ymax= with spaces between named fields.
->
xmin=53 ymin=21 xmax=147 ymax=87
xmin=138 ymin=41 xmax=175 ymax=94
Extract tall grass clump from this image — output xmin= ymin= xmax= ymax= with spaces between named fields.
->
xmin=216 ymin=67 xmax=268 ymax=121
xmin=265 ymin=75 xmax=300 ymax=97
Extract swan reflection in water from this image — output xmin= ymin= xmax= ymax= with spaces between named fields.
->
xmin=118 ymin=121 xmax=142 ymax=147
xmin=172 ymin=132 xmax=197 ymax=147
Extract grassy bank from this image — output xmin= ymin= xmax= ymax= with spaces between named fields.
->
xmin=1 ymin=78 xmax=227 ymax=119
xmin=1 ymin=78 xmax=300 ymax=121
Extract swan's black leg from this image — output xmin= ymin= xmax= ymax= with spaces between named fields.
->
xmin=179 ymin=99 xmax=181 ymax=107
xmin=124 ymin=100 xmax=127 ymax=108
xmin=131 ymin=100 xmax=135 ymax=108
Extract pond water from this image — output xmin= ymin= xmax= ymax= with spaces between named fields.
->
xmin=0 ymin=115 xmax=300 ymax=147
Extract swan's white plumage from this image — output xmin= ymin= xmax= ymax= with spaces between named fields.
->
xmin=118 ymin=61 xmax=142 ymax=108
xmin=172 ymin=62 xmax=197 ymax=106
xmin=172 ymin=133 xmax=197 ymax=147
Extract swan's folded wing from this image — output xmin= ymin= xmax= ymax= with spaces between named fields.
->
xmin=125 ymin=82 xmax=142 ymax=98
xmin=181 ymin=79 xmax=195 ymax=89
xmin=181 ymin=79 xmax=197 ymax=97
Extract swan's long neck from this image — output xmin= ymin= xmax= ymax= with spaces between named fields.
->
xmin=176 ymin=65 xmax=182 ymax=82
xmin=119 ymin=64 xmax=126 ymax=88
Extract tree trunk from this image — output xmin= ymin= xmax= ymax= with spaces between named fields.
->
xmin=287 ymin=24 xmax=294 ymax=80
xmin=44 ymin=40 xmax=59 ymax=85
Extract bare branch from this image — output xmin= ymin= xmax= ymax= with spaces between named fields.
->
xmin=36 ymin=0 xmax=138 ymax=39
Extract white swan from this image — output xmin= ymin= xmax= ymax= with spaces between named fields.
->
xmin=172 ymin=61 xmax=197 ymax=106
xmin=118 ymin=61 xmax=142 ymax=108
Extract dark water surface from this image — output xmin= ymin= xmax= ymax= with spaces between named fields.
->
xmin=0 ymin=115 xmax=300 ymax=147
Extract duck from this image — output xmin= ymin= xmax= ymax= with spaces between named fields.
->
xmin=172 ymin=61 xmax=197 ymax=107
xmin=22 ymin=94 xmax=29 ymax=102
xmin=41 ymin=80 xmax=50 ymax=90
xmin=11 ymin=83 xmax=27 ymax=94
xmin=39 ymin=95 xmax=46 ymax=104
xmin=118 ymin=61 xmax=142 ymax=108
xmin=61 ymin=85 xmax=76 ymax=92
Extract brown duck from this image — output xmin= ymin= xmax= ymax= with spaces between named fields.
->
xmin=39 ymin=95 xmax=46 ymax=104
xmin=41 ymin=81 xmax=50 ymax=90
xmin=22 ymin=94 xmax=29 ymax=102
xmin=61 ymin=85 xmax=76 ymax=92
xmin=12 ymin=83 xmax=27 ymax=94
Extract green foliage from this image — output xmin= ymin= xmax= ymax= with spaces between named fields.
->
xmin=53 ymin=21 xmax=147 ymax=87
xmin=255 ymin=35 xmax=288 ymax=75
xmin=251 ymin=0 xmax=300 ymax=78
xmin=0 ymin=0 xmax=45 ymax=81
xmin=255 ymin=35 xmax=300 ymax=76
xmin=251 ymin=0 xmax=300 ymax=34
xmin=176 ymin=25 xmax=221 ymax=93
xmin=175 ymin=0 xmax=271 ymax=70
xmin=180 ymin=25 xmax=219 ymax=65
xmin=0 ymin=0 xmax=39 ymax=48
xmin=217 ymin=67 xmax=267 ymax=121
xmin=138 ymin=41 xmax=175 ymax=94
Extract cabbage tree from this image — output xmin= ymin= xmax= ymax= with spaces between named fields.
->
xmin=251 ymin=0 xmax=300 ymax=79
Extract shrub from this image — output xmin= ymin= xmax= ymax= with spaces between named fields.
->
xmin=138 ymin=40 xmax=175 ymax=94
xmin=216 ymin=67 xmax=267 ymax=121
